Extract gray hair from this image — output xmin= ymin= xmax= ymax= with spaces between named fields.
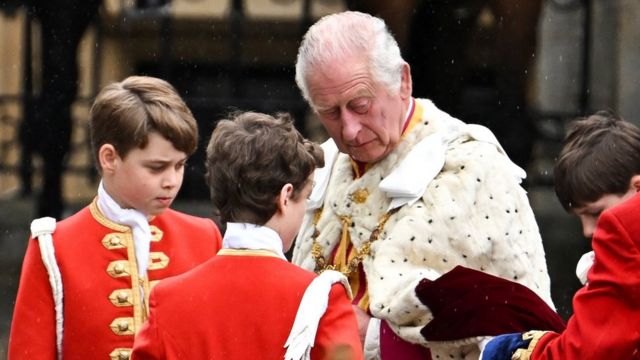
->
xmin=295 ymin=11 xmax=406 ymax=106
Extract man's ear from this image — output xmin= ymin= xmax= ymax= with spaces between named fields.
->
xmin=276 ymin=183 xmax=294 ymax=213
xmin=630 ymin=174 xmax=640 ymax=192
xmin=98 ymin=144 xmax=119 ymax=174
xmin=399 ymin=62 xmax=412 ymax=101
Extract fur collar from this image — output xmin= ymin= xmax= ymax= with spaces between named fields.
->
xmin=306 ymin=98 xmax=525 ymax=212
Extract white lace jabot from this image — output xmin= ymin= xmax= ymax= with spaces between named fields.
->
xmin=97 ymin=181 xmax=152 ymax=276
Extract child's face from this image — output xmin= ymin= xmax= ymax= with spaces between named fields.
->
xmin=282 ymin=178 xmax=314 ymax=252
xmin=573 ymin=189 xmax=637 ymax=238
xmin=107 ymin=132 xmax=187 ymax=217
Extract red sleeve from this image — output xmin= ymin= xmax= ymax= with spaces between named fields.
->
xmin=131 ymin=293 xmax=167 ymax=360
xmin=8 ymin=238 xmax=57 ymax=360
xmin=312 ymin=283 xmax=364 ymax=360
xmin=532 ymin=209 xmax=640 ymax=359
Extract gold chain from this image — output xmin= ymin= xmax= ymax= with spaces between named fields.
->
xmin=310 ymin=207 xmax=400 ymax=276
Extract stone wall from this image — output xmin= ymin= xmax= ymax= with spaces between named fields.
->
xmin=534 ymin=0 xmax=640 ymax=124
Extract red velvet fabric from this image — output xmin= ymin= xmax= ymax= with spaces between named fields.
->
xmin=416 ymin=266 xmax=565 ymax=342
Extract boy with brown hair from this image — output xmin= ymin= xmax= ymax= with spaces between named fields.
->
xmin=554 ymin=110 xmax=640 ymax=239
xmin=131 ymin=112 xmax=363 ymax=360
xmin=553 ymin=110 xmax=640 ymax=285
xmin=459 ymin=111 xmax=640 ymax=359
xmin=9 ymin=76 xmax=223 ymax=360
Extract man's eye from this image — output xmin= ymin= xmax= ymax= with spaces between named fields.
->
xmin=320 ymin=109 xmax=339 ymax=119
xmin=350 ymin=100 xmax=370 ymax=114
xmin=353 ymin=106 xmax=367 ymax=114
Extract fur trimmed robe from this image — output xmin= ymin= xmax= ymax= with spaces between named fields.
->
xmin=292 ymin=98 xmax=553 ymax=359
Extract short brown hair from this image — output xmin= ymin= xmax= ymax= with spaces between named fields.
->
xmin=554 ymin=110 xmax=640 ymax=211
xmin=89 ymin=76 xmax=198 ymax=172
xmin=206 ymin=112 xmax=324 ymax=225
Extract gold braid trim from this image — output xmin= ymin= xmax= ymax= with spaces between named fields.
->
xmin=512 ymin=331 xmax=550 ymax=360
xmin=311 ymin=207 xmax=401 ymax=276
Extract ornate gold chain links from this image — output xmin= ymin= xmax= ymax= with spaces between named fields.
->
xmin=311 ymin=206 xmax=400 ymax=276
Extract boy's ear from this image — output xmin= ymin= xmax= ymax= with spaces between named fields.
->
xmin=98 ymin=144 xmax=119 ymax=174
xmin=630 ymin=174 xmax=640 ymax=191
xmin=276 ymin=183 xmax=294 ymax=213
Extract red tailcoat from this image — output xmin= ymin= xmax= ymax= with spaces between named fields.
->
xmin=531 ymin=192 xmax=640 ymax=359
xmin=131 ymin=249 xmax=364 ymax=360
xmin=9 ymin=200 xmax=222 ymax=360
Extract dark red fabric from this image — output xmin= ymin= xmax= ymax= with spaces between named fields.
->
xmin=416 ymin=266 xmax=565 ymax=342
xmin=379 ymin=320 xmax=432 ymax=360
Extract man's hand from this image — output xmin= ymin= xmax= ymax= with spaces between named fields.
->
xmin=352 ymin=305 xmax=371 ymax=346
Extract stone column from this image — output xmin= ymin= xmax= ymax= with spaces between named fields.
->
xmin=617 ymin=0 xmax=640 ymax=124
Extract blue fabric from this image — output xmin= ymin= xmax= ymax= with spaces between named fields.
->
xmin=481 ymin=333 xmax=531 ymax=360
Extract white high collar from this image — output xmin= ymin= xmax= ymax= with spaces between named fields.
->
xmin=223 ymin=223 xmax=286 ymax=260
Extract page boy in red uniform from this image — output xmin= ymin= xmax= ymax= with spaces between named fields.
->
xmin=9 ymin=76 xmax=223 ymax=360
xmin=478 ymin=111 xmax=640 ymax=359
xmin=131 ymin=111 xmax=363 ymax=360
xmin=418 ymin=111 xmax=640 ymax=359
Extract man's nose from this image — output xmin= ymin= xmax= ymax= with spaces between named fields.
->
xmin=341 ymin=111 xmax=361 ymax=142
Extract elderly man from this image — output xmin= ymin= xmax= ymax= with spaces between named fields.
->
xmin=291 ymin=11 xmax=554 ymax=359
